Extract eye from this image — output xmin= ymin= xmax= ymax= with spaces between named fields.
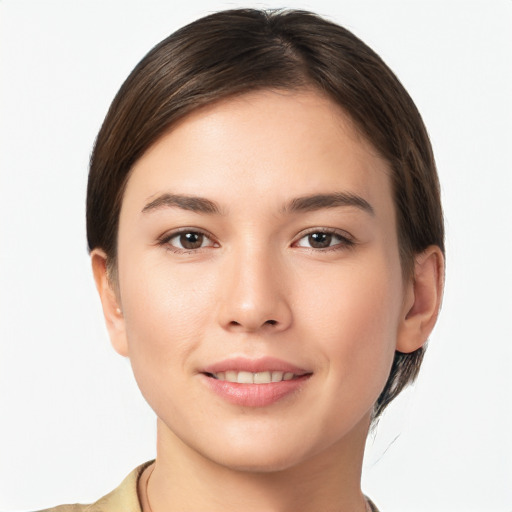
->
xmin=294 ymin=230 xmax=354 ymax=250
xmin=162 ymin=230 xmax=217 ymax=251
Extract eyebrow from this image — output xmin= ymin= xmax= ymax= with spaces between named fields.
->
xmin=283 ymin=192 xmax=374 ymax=216
xmin=141 ymin=191 xmax=374 ymax=217
xmin=142 ymin=193 xmax=221 ymax=215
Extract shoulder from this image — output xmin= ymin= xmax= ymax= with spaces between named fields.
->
xmin=35 ymin=461 xmax=153 ymax=512
xmin=36 ymin=506 xmax=86 ymax=512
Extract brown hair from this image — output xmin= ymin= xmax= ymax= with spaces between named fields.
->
xmin=87 ymin=8 xmax=444 ymax=419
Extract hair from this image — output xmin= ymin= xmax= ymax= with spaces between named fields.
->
xmin=87 ymin=8 xmax=444 ymax=420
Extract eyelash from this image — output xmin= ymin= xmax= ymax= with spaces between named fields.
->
xmin=158 ymin=228 xmax=218 ymax=254
xmin=158 ymin=228 xmax=355 ymax=254
xmin=292 ymin=228 xmax=355 ymax=252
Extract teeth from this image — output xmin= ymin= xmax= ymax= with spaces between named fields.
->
xmin=237 ymin=371 xmax=253 ymax=384
xmin=254 ymin=371 xmax=271 ymax=384
xmin=226 ymin=371 xmax=237 ymax=382
xmin=212 ymin=370 xmax=298 ymax=383
xmin=271 ymin=371 xmax=284 ymax=382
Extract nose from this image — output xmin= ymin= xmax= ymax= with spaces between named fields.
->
xmin=217 ymin=246 xmax=293 ymax=333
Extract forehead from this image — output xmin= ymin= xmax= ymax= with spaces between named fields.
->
xmin=123 ymin=89 xmax=393 ymax=217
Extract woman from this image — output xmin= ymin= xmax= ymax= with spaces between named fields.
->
xmin=43 ymin=8 xmax=444 ymax=512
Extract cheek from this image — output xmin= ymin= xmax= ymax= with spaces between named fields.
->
xmin=118 ymin=257 xmax=216 ymax=377
xmin=299 ymin=256 xmax=403 ymax=395
xmin=116 ymin=261 xmax=218 ymax=426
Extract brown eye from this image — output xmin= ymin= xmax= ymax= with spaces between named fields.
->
xmin=180 ymin=232 xmax=203 ymax=249
xmin=166 ymin=231 xmax=215 ymax=251
xmin=308 ymin=232 xmax=332 ymax=248
xmin=295 ymin=230 xmax=353 ymax=251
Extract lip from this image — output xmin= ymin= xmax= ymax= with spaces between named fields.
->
xmin=200 ymin=357 xmax=312 ymax=407
xmin=202 ymin=356 xmax=309 ymax=375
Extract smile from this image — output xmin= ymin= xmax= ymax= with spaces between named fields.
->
xmin=201 ymin=358 xmax=312 ymax=407
xmin=208 ymin=371 xmax=297 ymax=384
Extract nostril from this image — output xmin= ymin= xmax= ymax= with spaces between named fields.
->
xmin=225 ymin=319 xmax=279 ymax=330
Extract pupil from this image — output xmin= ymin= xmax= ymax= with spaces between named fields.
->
xmin=180 ymin=232 xmax=203 ymax=249
xmin=309 ymin=232 xmax=331 ymax=248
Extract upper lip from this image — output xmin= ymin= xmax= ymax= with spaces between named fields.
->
xmin=202 ymin=357 xmax=310 ymax=375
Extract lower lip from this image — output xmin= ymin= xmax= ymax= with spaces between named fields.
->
xmin=202 ymin=374 xmax=311 ymax=407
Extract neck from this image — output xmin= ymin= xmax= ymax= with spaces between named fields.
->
xmin=140 ymin=414 xmax=371 ymax=512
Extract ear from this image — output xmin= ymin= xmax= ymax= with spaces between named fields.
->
xmin=396 ymin=245 xmax=445 ymax=353
xmin=91 ymin=249 xmax=129 ymax=357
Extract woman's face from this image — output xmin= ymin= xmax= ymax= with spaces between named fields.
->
xmin=112 ymin=90 xmax=411 ymax=471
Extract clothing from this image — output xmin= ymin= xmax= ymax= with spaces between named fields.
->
xmin=37 ymin=461 xmax=379 ymax=512
xmin=36 ymin=461 xmax=152 ymax=512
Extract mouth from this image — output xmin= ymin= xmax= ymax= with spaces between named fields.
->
xmin=200 ymin=357 xmax=312 ymax=407
xmin=205 ymin=370 xmax=302 ymax=384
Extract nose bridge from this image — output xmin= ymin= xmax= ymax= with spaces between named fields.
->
xmin=218 ymin=240 xmax=291 ymax=332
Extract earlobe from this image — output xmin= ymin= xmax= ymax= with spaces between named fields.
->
xmin=91 ymin=249 xmax=129 ymax=357
xmin=396 ymin=245 xmax=445 ymax=353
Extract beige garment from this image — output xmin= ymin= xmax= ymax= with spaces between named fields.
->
xmin=37 ymin=461 xmax=153 ymax=512
xmin=37 ymin=460 xmax=379 ymax=512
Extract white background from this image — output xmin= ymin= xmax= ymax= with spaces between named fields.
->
xmin=1 ymin=1 xmax=511 ymax=511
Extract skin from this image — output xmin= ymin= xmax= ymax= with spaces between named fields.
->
xmin=92 ymin=89 xmax=444 ymax=512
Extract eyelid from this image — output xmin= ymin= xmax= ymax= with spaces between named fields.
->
xmin=157 ymin=227 xmax=219 ymax=252
xmin=156 ymin=226 xmax=355 ymax=253
xmin=292 ymin=227 xmax=356 ymax=250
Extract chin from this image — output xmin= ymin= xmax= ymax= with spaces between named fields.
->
xmin=208 ymin=446 xmax=310 ymax=474
xmin=199 ymin=424 xmax=335 ymax=475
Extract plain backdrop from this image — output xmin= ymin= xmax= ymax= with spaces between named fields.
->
xmin=1 ymin=1 xmax=511 ymax=511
